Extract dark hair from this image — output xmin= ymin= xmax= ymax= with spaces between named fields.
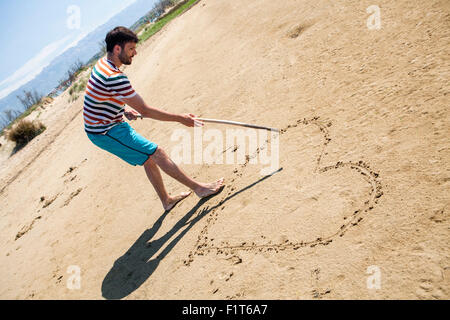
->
xmin=105 ymin=26 xmax=138 ymax=53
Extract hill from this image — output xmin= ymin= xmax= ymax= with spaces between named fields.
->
xmin=0 ymin=0 xmax=159 ymax=118
xmin=0 ymin=0 xmax=448 ymax=299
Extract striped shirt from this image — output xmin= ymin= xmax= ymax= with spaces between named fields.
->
xmin=83 ymin=57 xmax=136 ymax=134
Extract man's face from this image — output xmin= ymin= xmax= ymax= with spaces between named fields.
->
xmin=118 ymin=42 xmax=137 ymax=65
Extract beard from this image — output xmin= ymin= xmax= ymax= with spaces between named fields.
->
xmin=118 ymin=50 xmax=133 ymax=65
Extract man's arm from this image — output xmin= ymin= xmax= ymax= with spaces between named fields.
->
xmin=122 ymin=93 xmax=201 ymax=127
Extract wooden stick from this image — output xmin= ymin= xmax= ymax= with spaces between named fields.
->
xmin=195 ymin=118 xmax=280 ymax=132
xmin=136 ymin=115 xmax=279 ymax=132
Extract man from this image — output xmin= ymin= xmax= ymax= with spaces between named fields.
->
xmin=84 ymin=26 xmax=224 ymax=211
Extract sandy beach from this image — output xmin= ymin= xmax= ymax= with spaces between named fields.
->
xmin=0 ymin=0 xmax=448 ymax=299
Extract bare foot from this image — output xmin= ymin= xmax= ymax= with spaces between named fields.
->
xmin=194 ymin=178 xmax=225 ymax=198
xmin=163 ymin=191 xmax=192 ymax=212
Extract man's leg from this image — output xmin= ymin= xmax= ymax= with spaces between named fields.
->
xmin=146 ymin=147 xmax=224 ymax=199
xmin=144 ymin=157 xmax=191 ymax=211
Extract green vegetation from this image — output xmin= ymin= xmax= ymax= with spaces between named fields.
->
xmin=15 ymin=103 xmax=41 ymax=122
xmin=131 ymin=0 xmax=177 ymax=33
xmin=68 ymin=78 xmax=87 ymax=102
xmin=139 ymin=0 xmax=200 ymax=42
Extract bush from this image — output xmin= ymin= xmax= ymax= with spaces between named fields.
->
xmin=7 ymin=119 xmax=46 ymax=147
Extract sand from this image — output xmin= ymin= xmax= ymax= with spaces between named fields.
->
xmin=0 ymin=0 xmax=448 ymax=299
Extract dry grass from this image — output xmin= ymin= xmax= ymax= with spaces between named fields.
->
xmin=7 ymin=119 xmax=46 ymax=147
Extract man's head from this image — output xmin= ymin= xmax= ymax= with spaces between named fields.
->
xmin=105 ymin=26 xmax=138 ymax=65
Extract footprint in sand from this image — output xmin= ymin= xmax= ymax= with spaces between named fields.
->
xmin=41 ymin=193 xmax=60 ymax=209
xmin=62 ymin=158 xmax=87 ymax=183
xmin=15 ymin=216 xmax=42 ymax=241
xmin=310 ymin=268 xmax=332 ymax=299
xmin=286 ymin=22 xmax=313 ymax=39
xmin=61 ymin=188 xmax=83 ymax=208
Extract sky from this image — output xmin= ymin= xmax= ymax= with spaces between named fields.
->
xmin=0 ymin=0 xmax=139 ymax=99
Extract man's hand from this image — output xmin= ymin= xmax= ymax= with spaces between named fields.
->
xmin=122 ymin=94 xmax=203 ymax=126
xmin=179 ymin=113 xmax=204 ymax=127
xmin=124 ymin=108 xmax=142 ymax=121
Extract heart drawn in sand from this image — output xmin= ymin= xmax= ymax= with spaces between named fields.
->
xmin=184 ymin=117 xmax=383 ymax=265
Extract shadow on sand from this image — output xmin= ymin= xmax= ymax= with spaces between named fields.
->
xmin=101 ymin=168 xmax=282 ymax=299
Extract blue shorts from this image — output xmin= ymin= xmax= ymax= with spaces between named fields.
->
xmin=87 ymin=122 xmax=158 ymax=166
